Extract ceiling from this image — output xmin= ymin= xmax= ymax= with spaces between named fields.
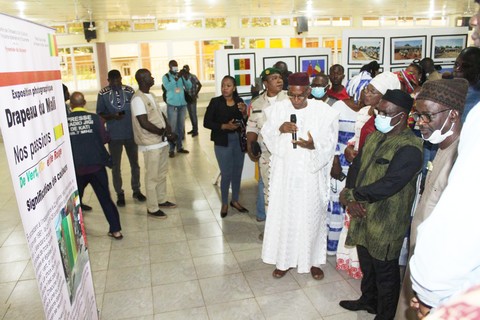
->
xmin=2 ymin=0 xmax=476 ymax=24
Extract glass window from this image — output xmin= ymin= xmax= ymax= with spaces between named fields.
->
xmin=51 ymin=25 xmax=66 ymax=34
xmin=202 ymin=40 xmax=229 ymax=80
xmin=67 ymin=22 xmax=83 ymax=34
xmin=362 ymin=17 xmax=380 ymax=27
xmin=241 ymin=18 xmax=250 ymax=28
xmin=251 ymin=17 xmax=271 ymax=27
xmin=431 ymin=17 xmax=447 ymax=26
xmin=184 ymin=19 xmax=203 ymax=28
xmin=305 ymin=38 xmax=320 ymax=48
xmin=108 ymin=20 xmax=131 ymax=32
xmin=59 ymin=46 xmax=97 ymax=91
xmin=205 ymin=18 xmax=227 ymax=28
xmin=269 ymin=38 xmax=284 ymax=48
xmin=332 ymin=17 xmax=351 ymax=26
xmin=290 ymin=38 xmax=303 ymax=48
xmin=415 ymin=17 xmax=431 ymax=26
xmin=399 ymin=17 xmax=415 ymax=26
xmin=158 ymin=19 xmax=178 ymax=30
xmin=249 ymin=39 xmax=266 ymax=48
xmin=133 ymin=19 xmax=156 ymax=31
xmin=108 ymin=43 xmax=141 ymax=86
xmin=381 ymin=17 xmax=397 ymax=26
xmin=313 ymin=17 xmax=331 ymax=26
xmin=274 ymin=18 xmax=291 ymax=26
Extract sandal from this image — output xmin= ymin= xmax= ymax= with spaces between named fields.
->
xmin=272 ymin=268 xmax=288 ymax=279
xmin=310 ymin=266 xmax=324 ymax=280
xmin=108 ymin=232 xmax=123 ymax=240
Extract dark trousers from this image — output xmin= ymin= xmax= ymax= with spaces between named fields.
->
xmin=108 ymin=138 xmax=141 ymax=196
xmin=357 ymin=245 xmax=400 ymax=320
xmin=77 ymin=168 xmax=122 ymax=233
xmin=186 ymin=99 xmax=198 ymax=134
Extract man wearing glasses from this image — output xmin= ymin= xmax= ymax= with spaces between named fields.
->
xmin=261 ymin=72 xmax=339 ymax=280
xmin=395 ymin=79 xmax=468 ymax=319
xmin=338 ymin=89 xmax=423 ymax=318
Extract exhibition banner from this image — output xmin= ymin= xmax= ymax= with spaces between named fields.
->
xmin=0 ymin=14 xmax=98 ymax=319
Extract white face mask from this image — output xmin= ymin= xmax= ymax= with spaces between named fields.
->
xmin=374 ymin=111 xmax=402 ymax=134
xmin=422 ymin=110 xmax=454 ymax=144
xmin=171 ymin=66 xmax=178 ymax=73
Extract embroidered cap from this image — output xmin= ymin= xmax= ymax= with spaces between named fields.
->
xmin=416 ymin=79 xmax=468 ymax=112
xmin=288 ymin=72 xmax=310 ymax=86
xmin=382 ymin=89 xmax=414 ymax=111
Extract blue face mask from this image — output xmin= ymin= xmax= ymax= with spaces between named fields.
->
xmin=311 ymin=87 xmax=326 ymax=99
xmin=374 ymin=112 xmax=402 ymax=133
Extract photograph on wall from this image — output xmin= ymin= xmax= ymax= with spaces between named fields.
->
xmin=263 ymin=56 xmax=296 ymax=73
xmin=390 ymin=66 xmax=408 ymax=73
xmin=348 ymin=67 xmax=383 ymax=80
xmin=431 ymin=34 xmax=467 ymax=63
xmin=347 ymin=37 xmax=384 ymax=65
xmin=391 ymin=36 xmax=426 ymax=64
xmin=228 ymin=53 xmax=256 ymax=96
xmin=298 ymin=55 xmax=329 ymax=77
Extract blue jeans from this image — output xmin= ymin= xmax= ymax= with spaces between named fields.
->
xmin=256 ymin=176 xmax=266 ymax=221
xmin=214 ymin=133 xmax=245 ymax=205
xmin=186 ymin=99 xmax=198 ymax=134
xmin=167 ymin=104 xmax=186 ymax=152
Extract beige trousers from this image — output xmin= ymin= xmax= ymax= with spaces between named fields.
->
xmin=143 ymin=147 xmax=168 ymax=212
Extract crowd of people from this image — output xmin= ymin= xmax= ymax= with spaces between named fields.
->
xmin=65 ymin=4 xmax=480 ymax=317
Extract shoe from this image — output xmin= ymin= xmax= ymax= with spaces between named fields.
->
xmin=81 ymin=204 xmax=92 ymax=211
xmin=177 ymin=149 xmax=189 ymax=154
xmin=258 ymin=232 xmax=264 ymax=241
xmin=272 ymin=268 xmax=288 ymax=279
xmin=108 ymin=232 xmax=123 ymax=240
xmin=158 ymin=201 xmax=177 ymax=208
xmin=191 ymin=132 xmax=198 ymax=137
xmin=230 ymin=201 xmax=249 ymax=213
xmin=116 ymin=194 xmax=125 ymax=207
xmin=310 ymin=266 xmax=324 ymax=280
xmin=169 ymin=151 xmax=175 ymax=158
xmin=339 ymin=299 xmax=377 ymax=314
xmin=220 ymin=210 xmax=228 ymax=218
xmin=133 ymin=192 xmax=146 ymax=202
xmin=148 ymin=209 xmax=168 ymax=219
xmin=256 ymin=217 xmax=266 ymax=222
xmin=187 ymin=130 xmax=194 ymax=134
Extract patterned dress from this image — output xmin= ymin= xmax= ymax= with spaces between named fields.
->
xmin=327 ymin=101 xmax=362 ymax=279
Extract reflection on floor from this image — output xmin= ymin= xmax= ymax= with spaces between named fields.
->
xmin=0 ymin=118 xmax=374 ymax=319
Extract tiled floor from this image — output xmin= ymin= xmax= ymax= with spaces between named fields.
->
xmin=0 ymin=118 xmax=375 ymax=319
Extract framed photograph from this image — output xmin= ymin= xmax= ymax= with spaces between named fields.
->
xmin=431 ymin=34 xmax=467 ymax=63
xmin=390 ymin=66 xmax=408 ymax=72
xmin=348 ymin=67 xmax=383 ymax=80
xmin=227 ymin=53 xmax=256 ymax=96
xmin=390 ymin=36 xmax=426 ymax=65
xmin=298 ymin=55 xmax=329 ymax=77
xmin=263 ymin=56 xmax=296 ymax=73
xmin=348 ymin=37 xmax=384 ymax=65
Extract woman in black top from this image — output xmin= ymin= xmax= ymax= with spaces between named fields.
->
xmin=204 ymin=75 xmax=249 ymax=218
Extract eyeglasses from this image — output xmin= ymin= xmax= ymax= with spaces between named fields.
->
xmin=412 ymin=109 xmax=450 ymax=123
xmin=287 ymin=92 xmax=308 ymax=100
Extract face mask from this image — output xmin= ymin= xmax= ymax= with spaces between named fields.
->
xmin=422 ymin=111 xmax=454 ymax=144
xmin=171 ymin=66 xmax=178 ymax=73
xmin=311 ymin=87 xmax=326 ymax=99
xmin=374 ymin=112 xmax=402 ymax=134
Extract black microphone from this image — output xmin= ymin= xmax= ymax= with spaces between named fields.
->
xmin=290 ymin=114 xmax=297 ymax=149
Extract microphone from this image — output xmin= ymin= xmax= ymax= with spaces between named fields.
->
xmin=290 ymin=114 xmax=297 ymax=149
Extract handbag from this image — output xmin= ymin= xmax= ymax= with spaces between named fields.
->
xmin=237 ymin=120 xmax=247 ymax=153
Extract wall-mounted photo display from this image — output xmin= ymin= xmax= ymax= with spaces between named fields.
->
xmin=431 ymin=34 xmax=468 ymax=63
xmin=390 ymin=65 xmax=408 ymax=73
xmin=347 ymin=67 xmax=384 ymax=80
xmin=347 ymin=37 xmax=384 ymax=65
xmin=263 ymin=56 xmax=297 ymax=73
xmin=298 ymin=55 xmax=329 ymax=77
xmin=227 ymin=52 xmax=256 ymax=96
xmin=390 ymin=36 xmax=426 ymax=65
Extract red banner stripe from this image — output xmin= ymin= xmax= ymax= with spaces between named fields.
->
xmin=0 ymin=70 xmax=61 ymax=87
